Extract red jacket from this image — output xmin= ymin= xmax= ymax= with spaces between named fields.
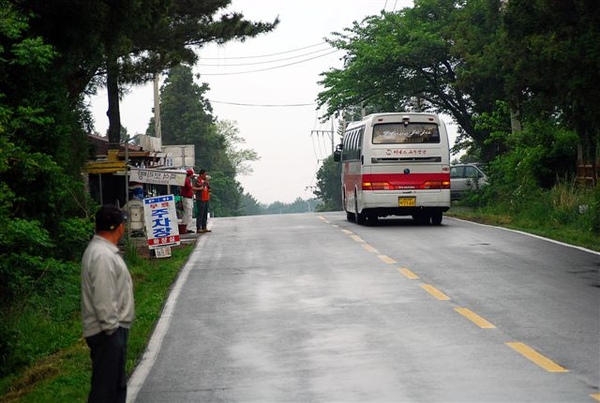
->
xmin=181 ymin=177 xmax=194 ymax=198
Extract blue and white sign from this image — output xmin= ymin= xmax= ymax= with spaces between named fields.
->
xmin=143 ymin=195 xmax=180 ymax=249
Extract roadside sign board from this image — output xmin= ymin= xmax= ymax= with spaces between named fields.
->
xmin=129 ymin=168 xmax=185 ymax=186
xmin=143 ymin=195 xmax=180 ymax=249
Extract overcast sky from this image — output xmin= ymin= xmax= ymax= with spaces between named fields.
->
xmin=90 ymin=0 xmax=423 ymax=204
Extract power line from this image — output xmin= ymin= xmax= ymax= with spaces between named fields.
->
xmin=199 ymin=49 xmax=341 ymax=75
xmin=197 ymin=46 xmax=334 ymax=67
xmin=210 ymin=100 xmax=316 ymax=107
xmin=200 ymin=42 xmax=328 ymax=60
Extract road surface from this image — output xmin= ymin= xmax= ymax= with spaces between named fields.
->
xmin=129 ymin=212 xmax=600 ymax=402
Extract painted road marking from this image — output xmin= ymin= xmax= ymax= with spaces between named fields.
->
xmin=421 ymin=284 xmax=450 ymax=300
xmin=378 ymin=255 xmax=396 ymax=264
xmin=318 ymin=216 xmax=326 ymax=221
xmin=341 ymin=229 xmax=353 ymax=235
xmin=455 ymin=307 xmax=496 ymax=329
xmin=590 ymin=393 xmax=600 ymax=401
xmin=398 ymin=267 xmax=419 ymax=279
xmin=362 ymin=244 xmax=379 ymax=254
xmin=505 ymin=342 xmax=568 ymax=373
xmin=350 ymin=235 xmax=364 ymax=243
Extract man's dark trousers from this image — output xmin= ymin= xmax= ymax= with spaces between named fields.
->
xmin=197 ymin=200 xmax=209 ymax=230
xmin=86 ymin=327 xmax=129 ymax=403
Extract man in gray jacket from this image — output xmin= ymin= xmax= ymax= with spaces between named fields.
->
xmin=81 ymin=205 xmax=134 ymax=403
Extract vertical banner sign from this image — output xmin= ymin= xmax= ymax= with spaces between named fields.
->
xmin=143 ymin=195 xmax=180 ymax=249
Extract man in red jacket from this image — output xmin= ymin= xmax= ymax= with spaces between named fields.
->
xmin=196 ymin=169 xmax=212 ymax=233
xmin=180 ymin=169 xmax=195 ymax=233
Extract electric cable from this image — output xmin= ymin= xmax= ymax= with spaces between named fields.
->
xmin=200 ymin=42 xmax=329 ymax=60
xmin=197 ymin=46 xmax=334 ymax=67
xmin=209 ymin=100 xmax=316 ymax=107
xmin=199 ymin=49 xmax=341 ymax=75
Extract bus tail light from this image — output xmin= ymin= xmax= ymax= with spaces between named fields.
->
xmin=363 ymin=181 xmax=393 ymax=190
xmin=422 ymin=180 xmax=450 ymax=189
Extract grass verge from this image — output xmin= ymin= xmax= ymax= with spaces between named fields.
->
xmin=447 ymin=205 xmax=600 ymax=253
xmin=0 ymin=242 xmax=195 ymax=403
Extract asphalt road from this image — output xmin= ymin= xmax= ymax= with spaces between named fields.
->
xmin=129 ymin=212 xmax=600 ymax=402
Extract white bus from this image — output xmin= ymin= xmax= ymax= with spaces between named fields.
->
xmin=333 ymin=112 xmax=451 ymax=225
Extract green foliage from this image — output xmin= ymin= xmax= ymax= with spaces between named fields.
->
xmin=318 ymin=0 xmax=506 ymax=154
xmin=218 ymin=119 xmax=260 ymax=176
xmin=0 ymin=257 xmax=80 ymax=378
xmin=156 ymin=64 xmax=252 ymax=217
xmin=314 ymin=155 xmax=342 ymax=212
xmin=480 ymin=116 xmax=579 ymax=213
xmin=239 ymin=193 xmax=265 ymax=216
xmin=502 ymin=0 xmax=600 ymax=153
xmin=0 ymin=244 xmax=195 ymax=401
xmin=260 ymin=198 xmax=318 ymax=215
xmin=0 ymin=4 xmax=96 ymax=382
xmin=318 ymin=0 xmax=598 ymax=172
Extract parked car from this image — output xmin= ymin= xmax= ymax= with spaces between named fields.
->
xmin=450 ymin=163 xmax=488 ymax=200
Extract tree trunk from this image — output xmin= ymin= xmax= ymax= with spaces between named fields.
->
xmin=106 ymin=56 xmax=121 ymax=150
xmin=510 ymin=108 xmax=522 ymax=133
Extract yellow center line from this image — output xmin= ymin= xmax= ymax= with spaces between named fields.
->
xmin=398 ymin=267 xmax=419 ymax=279
xmin=350 ymin=235 xmax=364 ymax=243
xmin=341 ymin=229 xmax=354 ymax=235
xmin=454 ymin=307 xmax=496 ymax=329
xmin=362 ymin=244 xmax=379 ymax=254
xmin=590 ymin=393 xmax=600 ymax=401
xmin=505 ymin=342 xmax=568 ymax=373
xmin=420 ymin=284 xmax=450 ymax=300
xmin=378 ymin=255 xmax=396 ymax=264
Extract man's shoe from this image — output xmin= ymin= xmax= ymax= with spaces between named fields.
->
xmin=202 ymin=228 xmax=212 ymax=233
xmin=196 ymin=229 xmax=203 ymax=233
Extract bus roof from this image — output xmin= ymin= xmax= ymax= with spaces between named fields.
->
xmin=346 ymin=112 xmax=441 ymax=130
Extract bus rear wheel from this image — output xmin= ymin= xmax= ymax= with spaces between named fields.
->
xmin=431 ymin=211 xmax=443 ymax=225
xmin=355 ymin=198 xmax=366 ymax=225
xmin=412 ymin=213 xmax=429 ymax=225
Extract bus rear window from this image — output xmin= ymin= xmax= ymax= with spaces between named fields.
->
xmin=372 ymin=123 xmax=440 ymax=144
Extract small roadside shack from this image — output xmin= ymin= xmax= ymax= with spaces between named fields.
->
xmin=85 ymin=134 xmax=196 ymax=254
xmin=85 ymin=134 xmax=195 ymax=205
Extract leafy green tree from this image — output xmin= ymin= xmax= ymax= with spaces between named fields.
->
xmin=262 ymin=198 xmax=316 ymax=215
xmin=155 ymin=64 xmax=241 ymax=215
xmin=314 ymin=155 xmax=342 ymax=211
xmin=100 ymin=0 xmax=278 ymax=149
xmin=0 ymin=2 xmax=95 ymax=374
xmin=218 ymin=119 xmax=260 ymax=176
xmin=502 ymin=0 xmax=600 ymax=164
xmin=317 ymin=0 xmax=508 ymax=160
xmin=14 ymin=0 xmax=278 ymax=149
xmin=239 ymin=192 xmax=264 ymax=216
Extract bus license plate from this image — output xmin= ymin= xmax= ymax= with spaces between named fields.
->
xmin=398 ymin=197 xmax=416 ymax=207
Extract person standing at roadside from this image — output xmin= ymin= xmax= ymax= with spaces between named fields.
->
xmin=196 ymin=169 xmax=212 ymax=233
xmin=81 ymin=205 xmax=134 ymax=403
xmin=180 ymin=169 xmax=195 ymax=233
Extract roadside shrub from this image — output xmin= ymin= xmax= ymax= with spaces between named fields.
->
xmin=0 ymin=258 xmax=81 ymax=378
xmin=56 ymin=217 xmax=94 ymax=261
xmin=587 ymin=185 xmax=600 ymax=233
xmin=549 ymin=179 xmax=580 ymax=226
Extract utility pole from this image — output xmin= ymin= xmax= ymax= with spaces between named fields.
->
xmin=311 ymin=117 xmax=335 ymax=155
xmin=331 ymin=117 xmax=334 ymax=154
xmin=153 ymin=74 xmax=161 ymax=139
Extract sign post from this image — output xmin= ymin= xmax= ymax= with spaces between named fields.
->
xmin=143 ymin=195 xmax=180 ymax=258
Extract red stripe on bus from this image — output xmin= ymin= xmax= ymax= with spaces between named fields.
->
xmin=363 ymin=173 xmax=449 ymax=183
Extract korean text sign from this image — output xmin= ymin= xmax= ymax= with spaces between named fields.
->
xmin=143 ymin=195 xmax=180 ymax=249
